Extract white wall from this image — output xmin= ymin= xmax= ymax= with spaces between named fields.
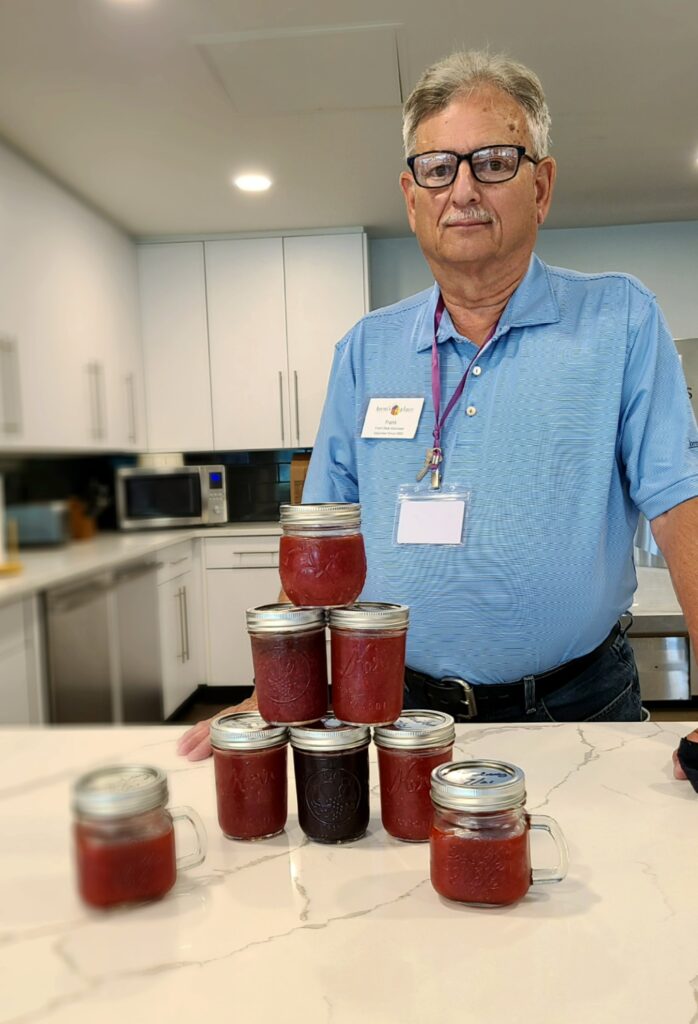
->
xmin=369 ymin=221 xmax=698 ymax=339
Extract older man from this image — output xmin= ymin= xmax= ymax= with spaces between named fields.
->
xmin=179 ymin=50 xmax=698 ymax=758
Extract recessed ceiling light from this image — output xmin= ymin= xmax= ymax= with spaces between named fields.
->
xmin=233 ymin=173 xmax=272 ymax=193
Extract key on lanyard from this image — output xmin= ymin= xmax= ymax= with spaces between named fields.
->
xmin=415 ymin=447 xmax=442 ymax=487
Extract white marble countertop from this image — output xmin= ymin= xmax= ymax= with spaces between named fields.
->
xmin=3 ymin=722 xmax=697 ymax=1024
xmin=0 ymin=524 xmax=281 ymax=605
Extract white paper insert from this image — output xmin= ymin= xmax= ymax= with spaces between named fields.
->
xmin=396 ymin=497 xmax=466 ymax=545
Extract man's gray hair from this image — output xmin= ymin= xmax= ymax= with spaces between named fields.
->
xmin=402 ymin=51 xmax=551 ymax=160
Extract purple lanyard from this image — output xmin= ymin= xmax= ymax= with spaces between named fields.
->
xmin=430 ymin=293 xmax=498 ymax=469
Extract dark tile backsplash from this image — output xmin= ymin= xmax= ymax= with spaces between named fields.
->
xmin=0 ymin=448 xmax=311 ymax=528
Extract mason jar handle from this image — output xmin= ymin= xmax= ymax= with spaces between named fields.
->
xmin=528 ymin=813 xmax=569 ymax=885
xmin=170 ymin=805 xmax=207 ymax=870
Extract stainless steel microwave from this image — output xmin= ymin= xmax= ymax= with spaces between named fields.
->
xmin=116 ymin=465 xmax=228 ymax=530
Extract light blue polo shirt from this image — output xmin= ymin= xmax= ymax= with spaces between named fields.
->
xmin=303 ymin=254 xmax=698 ymax=683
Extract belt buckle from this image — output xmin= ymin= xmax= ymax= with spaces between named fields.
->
xmin=441 ymin=677 xmax=478 ymax=720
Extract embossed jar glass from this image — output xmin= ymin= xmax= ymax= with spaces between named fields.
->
xmin=290 ymin=717 xmax=370 ymax=844
xmin=211 ymin=713 xmax=289 ymax=840
xmin=278 ymin=503 xmax=367 ymax=608
xmin=247 ymin=604 xmax=328 ymax=725
xmin=72 ymin=765 xmax=206 ymax=908
xmin=329 ymin=603 xmax=409 ymax=725
xmin=430 ymin=760 xmax=569 ymax=907
xmin=374 ymin=710 xmax=455 ymax=842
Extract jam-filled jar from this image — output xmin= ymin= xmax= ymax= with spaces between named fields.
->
xmin=211 ymin=713 xmax=289 ymax=840
xmin=279 ymin=503 xmax=367 ymax=607
xmin=430 ymin=760 xmax=569 ymax=907
xmin=374 ymin=710 xmax=455 ymax=842
xmin=247 ymin=604 xmax=328 ymax=725
xmin=72 ymin=765 xmax=206 ymax=908
xmin=329 ymin=603 xmax=409 ymax=725
xmin=290 ymin=717 xmax=370 ymax=844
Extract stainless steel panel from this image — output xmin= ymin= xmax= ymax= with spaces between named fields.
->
xmin=629 ymin=636 xmax=690 ymax=701
xmin=46 ymin=576 xmax=114 ymax=723
xmin=114 ymin=563 xmax=163 ymax=723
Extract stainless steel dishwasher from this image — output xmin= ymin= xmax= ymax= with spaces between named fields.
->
xmin=45 ymin=561 xmax=163 ymax=723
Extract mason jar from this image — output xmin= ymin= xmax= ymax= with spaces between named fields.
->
xmin=374 ymin=710 xmax=455 ymax=842
xmin=72 ymin=765 xmax=206 ymax=908
xmin=210 ymin=712 xmax=289 ymax=840
xmin=278 ymin=503 xmax=366 ymax=607
xmin=430 ymin=760 xmax=569 ymax=906
xmin=246 ymin=604 xmax=328 ymax=724
xmin=329 ymin=603 xmax=409 ymax=725
xmin=290 ymin=717 xmax=370 ymax=843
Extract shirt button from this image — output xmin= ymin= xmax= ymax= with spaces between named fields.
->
xmin=466 ymin=406 xmax=477 ymax=417
xmin=472 ymin=366 xmax=482 ymax=376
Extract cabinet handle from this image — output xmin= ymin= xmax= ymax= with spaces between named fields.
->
xmin=182 ymin=584 xmax=190 ymax=662
xmin=1 ymin=336 xmax=22 ymax=435
xmin=96 ymin=363 xmax=107 ymax=440
xmin=293 ymin=370 xmax=300 ymax=445
xmin=126 ymin=373 xmax=137 ymax=444
xmin=87 ymin=362 xmax=99 ymax=440
xmin=175 ymin=586 xmax=185 ymax=662
xmin=278 ymin=371 xmax=286 ymax=446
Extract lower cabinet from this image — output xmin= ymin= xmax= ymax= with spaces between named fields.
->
xmin=203 ymin=536 xmax=280 ymax=687
xmin=0 ymin=596 xmax=46 ymax=724
xmin=157 ymin=541 xmax=203 ymax=719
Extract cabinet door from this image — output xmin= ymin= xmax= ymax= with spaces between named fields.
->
xmin=205 ymin=238 xmax=289 ymax=450
xmin=205 ymin=566 xmax=280 ymax=686
xmin=284 ymin=233 xmax=367 ymax=447
xmin=138 ymin=243 xmax=213 ymax=452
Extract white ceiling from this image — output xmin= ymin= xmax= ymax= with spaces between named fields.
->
xmin=0 ymin=0 xmax=696 ymax=239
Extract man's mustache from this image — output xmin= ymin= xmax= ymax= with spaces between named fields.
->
xmin=442 ymin=208 xmax=494 ymax=225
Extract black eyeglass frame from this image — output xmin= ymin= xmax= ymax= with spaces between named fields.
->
xmin=406 ymin=145 xmax=539 ymax=188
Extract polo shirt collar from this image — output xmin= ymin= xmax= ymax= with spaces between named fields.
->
xmin=414 ymin=253 xmax=560 ymax=352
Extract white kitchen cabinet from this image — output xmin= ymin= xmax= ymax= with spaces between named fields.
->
xmin=0 ymin=596 xmax=46 ymax=724
xmin=206 ymin=238 xmax=290 ymax=450
xmin=138 ymin=242 xmax=214 ymax=452
xmin=157 ymin=541 xmax=203 ymax=718
xmin=283 ymin=233 xmax=368 ymax=447
xmin=203 ymin=536 xmax=280 ymax=686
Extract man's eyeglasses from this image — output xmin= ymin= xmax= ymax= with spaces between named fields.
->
xmin=407 ymin=145 xmax=539 ymax=188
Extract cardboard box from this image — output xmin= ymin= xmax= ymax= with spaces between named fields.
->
xmin=290 ymin=453 xmax=312 ymax=504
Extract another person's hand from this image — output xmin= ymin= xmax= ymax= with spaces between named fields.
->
xmin=672 ymin=728 xmax=698 ymax=779
xmin=176 ymin=693 xmax=259 ymax=761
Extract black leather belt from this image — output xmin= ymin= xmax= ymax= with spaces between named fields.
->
xmin=404 ymin=622 xmax=622 ymax=721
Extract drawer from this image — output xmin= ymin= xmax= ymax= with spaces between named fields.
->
xmin=0 ymin=600 xmax=24 ymax=656
xmin=156 ymin=541 xmax=193 ymax=584
xmin=204 ymin=536 xmax=279 ymax=570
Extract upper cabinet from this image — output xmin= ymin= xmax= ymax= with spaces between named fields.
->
xmin=139 ymin=231 xmax=368 ymax=453
xmin=0 ymin=142 xmax=144 ymax=453
xmin=138 ymin=243 xmax=214 ymax=452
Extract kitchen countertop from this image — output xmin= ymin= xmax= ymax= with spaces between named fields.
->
xmin=3 ymin=721 xmax=696 ymax=1024
xmin=0 ymin=524 xmax=281 ymax=605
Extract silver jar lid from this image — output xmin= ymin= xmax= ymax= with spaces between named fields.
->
xmin=289 ymin=716 xmax=369 ymax=752
xmin=72 ymin=765 xmax=168 ymax=819
xmin=329 ymin=602 xmax=409 ymax=631
xmin=246 ymin=603 xmax=326 ymax=634
xmin=430 ymin=760 xmax=526 ymax=812
xmin=210 ymin=712 xmax=288 ymax=751
xmin=279 ymin=502 xmax=361 ymax=529
xmin=373 ymin=710 xmax=455 ymax=750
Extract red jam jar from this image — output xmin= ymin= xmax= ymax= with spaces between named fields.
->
xmin=329 ymin=603 xmax=409 ymax=725
xmin=72 ymin=765 xmax=206 ymax=909
xmin=430 ymin=760 xmax=569 ymax=907
xmin=290 ymin=717 xmax=370 ymax=844
xmin=279 ymin=503 xmax=366 ymax=607
xmin=374 ymin=710 xmax=455 ymax=842
xmin=246 ymin=604 xmax=328 ymax=725
xmin=211 ymin=712 xmax=289 ymax=840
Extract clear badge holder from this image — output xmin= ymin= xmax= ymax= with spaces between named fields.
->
xmin=393 ymin=483 xmax=471 ymax=546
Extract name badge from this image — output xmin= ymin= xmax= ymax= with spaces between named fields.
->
xmin=361 ymin=398 xmax=424 ymax=439
xmin=395 ymin=486 xmax=468 ymax=546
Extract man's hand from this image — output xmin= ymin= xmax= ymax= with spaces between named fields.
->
xmin=672 ymin=728 xmax=698 ymax=779
xmin=176 ymin=692 xmax=259 ymax=761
